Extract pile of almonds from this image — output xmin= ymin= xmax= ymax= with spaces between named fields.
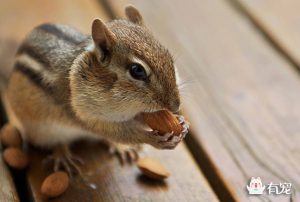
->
xmin=0 ymin=123 xmax=69 ymax=198
xmin=0 ymin=124 xmax=28 ymax=169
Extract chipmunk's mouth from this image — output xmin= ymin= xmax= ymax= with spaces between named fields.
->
xmin=133 ymin=112 xmax=144 ymax=122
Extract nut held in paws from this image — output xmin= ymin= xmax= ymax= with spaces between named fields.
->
xmin=41 ymin=171 xmax=69 ymax=198
xmin=142 ymin=110 xmax=183 ymax=136
xmin=137 ymin=157 xmax=170 ymax=180
xmin=3 ymin=147 xmax=28 ymax=169
xmin=0 ymin=124 xmax=22 ymax=147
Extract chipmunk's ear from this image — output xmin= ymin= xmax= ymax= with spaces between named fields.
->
xmin=125 ymin=5 xmax=144 ymax=25
xmin=92 ymin=19 xmax=115 ymax=54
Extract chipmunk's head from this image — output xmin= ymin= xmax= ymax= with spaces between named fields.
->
xmin=70 ymin=6 xmax=180 ymax=122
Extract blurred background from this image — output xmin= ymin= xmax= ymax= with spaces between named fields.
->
xmin=0 ymin=0 xmax=299 ymax=202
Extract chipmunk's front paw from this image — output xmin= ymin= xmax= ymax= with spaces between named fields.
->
xmin=109 ymin=143 xmax=141 ymax=165
xmin=146 ymin=130 xmax=179 ymax=149
xmin=175 ymin=114 xmax=189 ymax=139
xmin=146 ymin=116 xmax=189 ymax=149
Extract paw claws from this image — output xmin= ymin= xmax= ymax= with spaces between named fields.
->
xmin=146 ymin=115 xmax=189 ymax=150
xmin=164 ymin=131 xmax=174 ymax=141
xmin=182 ymin=126 xmax=188 ymax=133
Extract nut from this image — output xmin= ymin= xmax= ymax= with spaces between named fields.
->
xmin=137 ymin=157 xmax=170 ymax=180
xmin=3 ymin=147 xmax=28 ymax=169
xmin=142 ymin=110 xmax=182 ymax=135
xmin=41 ymin=171 xmax=69 ymax=198
xmin=0 ymin=124 xmax=22 ymax=147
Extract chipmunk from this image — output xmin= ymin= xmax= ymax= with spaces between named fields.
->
xmin=2 ymin=6 xmax=188 ymax=174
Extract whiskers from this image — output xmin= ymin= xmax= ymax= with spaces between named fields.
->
xmin=177 ymin=76 xmax=197 ymax=92
xmin=177 ymin=76 xmax=201 ymax=103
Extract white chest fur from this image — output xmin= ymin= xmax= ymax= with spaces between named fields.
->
xmin=23 ymin=121 xmax=100 ymax=147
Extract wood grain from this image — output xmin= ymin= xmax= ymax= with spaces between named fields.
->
xmin=27 ymin=142 xmax=218 ymax=202
xmin=107 ymin=0 xmax=300 ymax=201
xmin=232 ymin=0 xmax=300 ymax=68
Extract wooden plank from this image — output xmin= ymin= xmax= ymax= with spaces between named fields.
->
xmin=107 ymin=0 xmax=300 ymax=201
xmin=0 ymin=145 xmax=19 ymax=202
xmin=27 ymin=143 xmax=218 ymax=202
xmin=232 ymin=0 xmax=300 ymax=67
xmin=0 ymin=1 xmax=219 ymax=201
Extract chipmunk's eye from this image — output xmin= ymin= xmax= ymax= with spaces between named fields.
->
xmin=128 ymin=63 xmax=147 ymax=80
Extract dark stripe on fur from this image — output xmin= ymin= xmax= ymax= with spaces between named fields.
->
xmin=17 ymin=44 xmax=50 ymax=68
xmin=14 ymin=62 xmax=55 ymax=95
xmin=14 ymin=62 xmax=80 ymax=121
xmin=38 ymin=24 xmax=81 ymax=45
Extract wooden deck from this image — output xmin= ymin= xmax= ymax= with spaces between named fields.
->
xmin=0 ymin=0 xmax=299 ymax=201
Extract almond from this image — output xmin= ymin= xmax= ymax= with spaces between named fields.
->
xmin=142 ymin=110 xmax=182 ymax=136
xmin=0 ymin=124 xmax=22 ymax=147
xmin=3 ymin=147 xmax=28 ymax=169
xmin=137 ymin=157 xmax=170 ymax=180
xmin=41 ymin=171 xmax=69 ymax=198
